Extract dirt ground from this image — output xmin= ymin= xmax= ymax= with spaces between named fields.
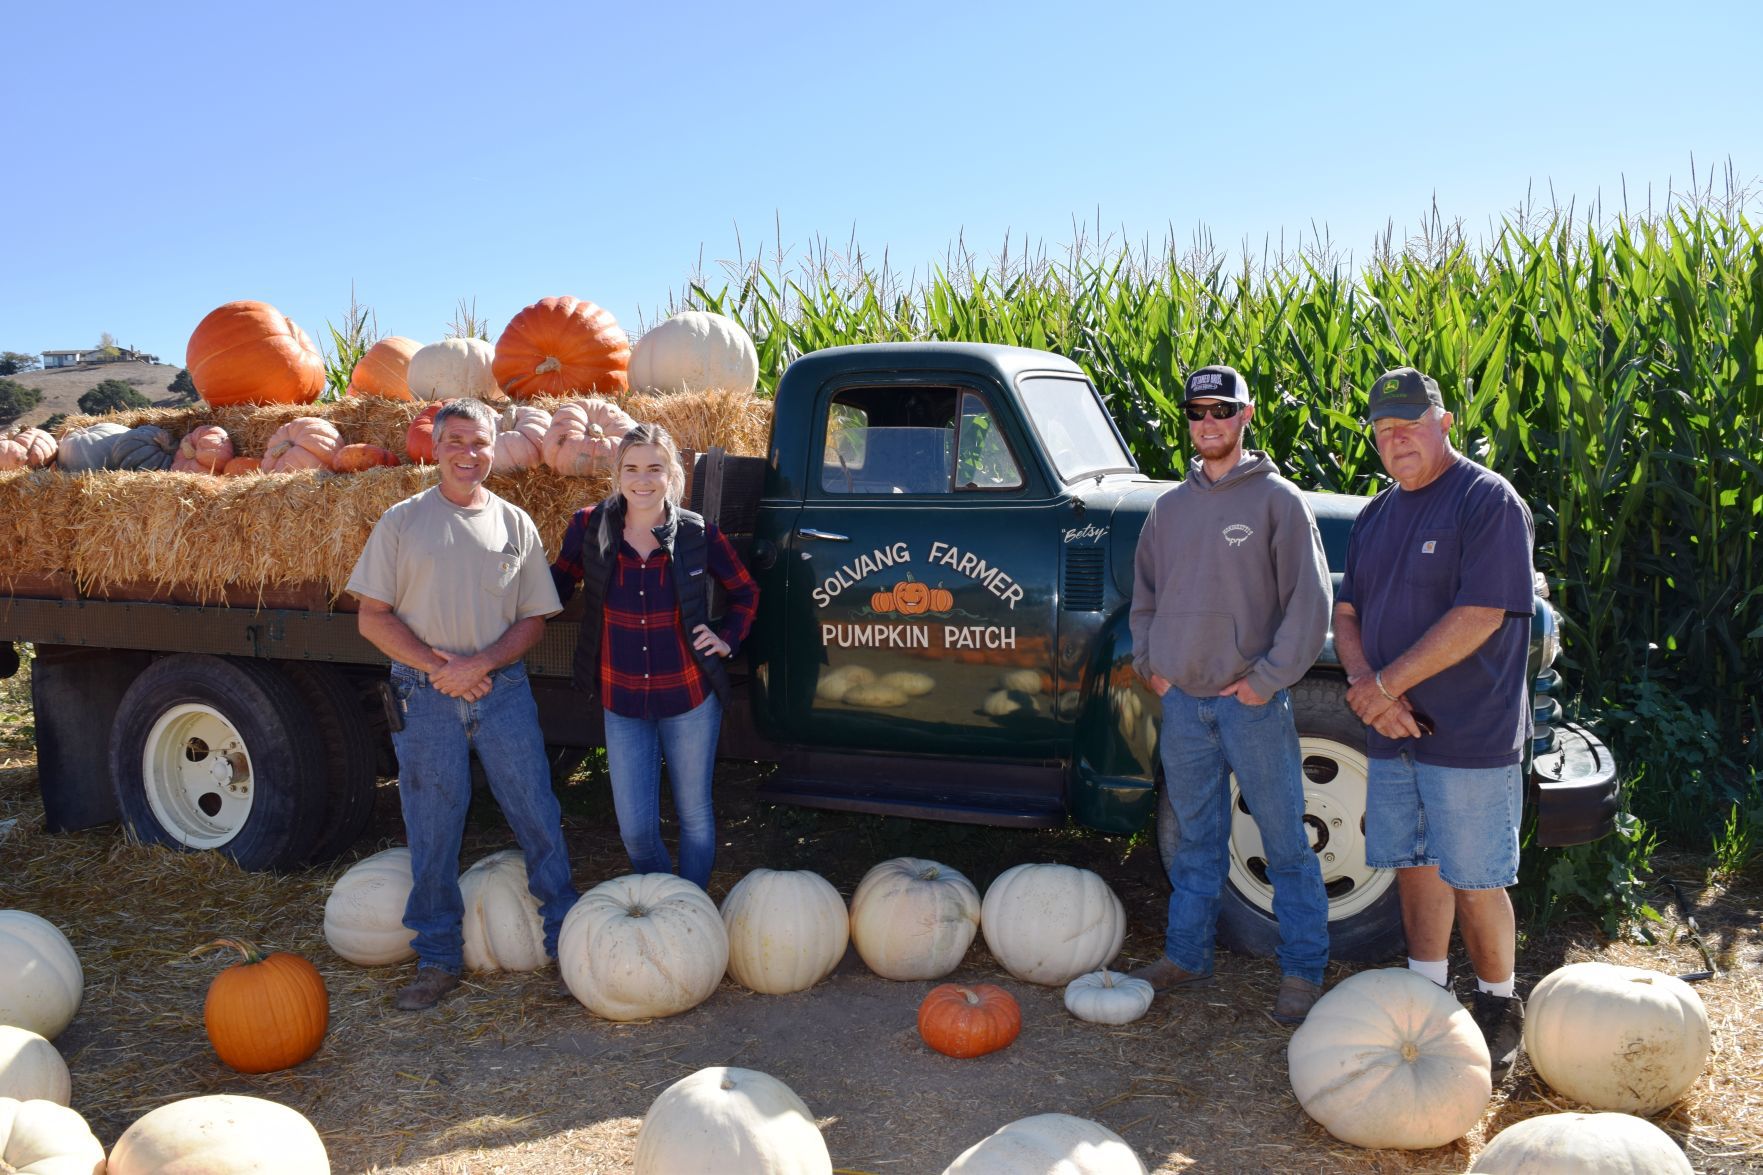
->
xmin=3 ymin=685 xmax=1760 ymax=1173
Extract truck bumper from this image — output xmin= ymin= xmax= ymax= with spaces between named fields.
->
xmin=1530 ymin=720 xmax=1620 ymax=847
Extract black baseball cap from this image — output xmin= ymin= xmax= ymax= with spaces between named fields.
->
xmin=1367 ymin=367 xmax=1445 ymax=421
xmin=1182 ymin=364 xmax=1250 ymax=405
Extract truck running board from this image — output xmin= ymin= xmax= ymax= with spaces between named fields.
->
xmin=761 ymin=750 xmax=1067 ymax=828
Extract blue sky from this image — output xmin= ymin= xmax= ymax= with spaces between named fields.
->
xmin=2 ymin=0 xmax=1758 ymax=364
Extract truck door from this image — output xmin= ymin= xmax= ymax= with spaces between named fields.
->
xmin=779 ymin=379 xmax=1064 ymax=758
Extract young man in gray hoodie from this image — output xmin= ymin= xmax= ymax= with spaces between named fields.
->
xmin=1128 ymin=364 xmax=1333 ymax=1024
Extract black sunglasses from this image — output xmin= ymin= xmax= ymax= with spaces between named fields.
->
xmin=1184 ymin=403 xmax=1243 ymax=421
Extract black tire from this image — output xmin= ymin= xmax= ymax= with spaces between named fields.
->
xmin=109 ymin=654 xmax=326 ymax=872
xmin=280 ymin=662 xmax=379 ymax=864
xmin=1156 ymin=676 xmax=1405 ymax=964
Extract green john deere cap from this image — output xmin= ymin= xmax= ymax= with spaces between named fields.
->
xmin=1367 ymin=367 xmax=1445 ymax=421
xmin=1182 ymin=364 xmax=1251 ymax=405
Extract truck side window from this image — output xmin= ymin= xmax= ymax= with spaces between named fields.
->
xmin=820 ymin=387 xmax=959 ymax=494
xmin=955 ymin=392 xmax=1023 ymax=489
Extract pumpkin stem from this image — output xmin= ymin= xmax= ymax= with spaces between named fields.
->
xmin=190 ymin=938 xmax=268 ymax=965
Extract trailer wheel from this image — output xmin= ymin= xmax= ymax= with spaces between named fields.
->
xmin=110 ymin=655 xmax=325 ymax=872
xmin=1156 ymin=676 xmax=1404 ymax=964
xmin=280 ymin=662 xmax=379 ymax=864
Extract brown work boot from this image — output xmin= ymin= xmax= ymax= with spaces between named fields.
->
xmin=1271 ymin=976 xmax=1324 ymax=1025
xmin=394 ymin=965 xmax=460 ymax=1011
xmin=1126 ymin=956 xmax=1215 ymax=993
xmin=1471 ymin=990 xmax=1526 ymax=1084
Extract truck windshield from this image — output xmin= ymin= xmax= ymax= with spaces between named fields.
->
xmin=1017 ymin=375 xmax=1136 ymax=481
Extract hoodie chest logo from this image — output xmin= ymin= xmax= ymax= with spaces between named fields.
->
xmin=1222 ymin=524 xmax=1254 ymax=547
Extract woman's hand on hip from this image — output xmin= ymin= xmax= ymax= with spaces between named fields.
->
xmin=691 ymin=624 xmax=731 ymax=658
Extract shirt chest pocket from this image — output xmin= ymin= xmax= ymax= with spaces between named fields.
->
xmin=1405 ymin=528 xmax=1459 ymax=589
xmin=482 ymin=551 xmax=521 ymax=597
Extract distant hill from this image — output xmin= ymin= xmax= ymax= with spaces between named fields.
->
xmin=3 ymin=361 xmax=190 ymax=430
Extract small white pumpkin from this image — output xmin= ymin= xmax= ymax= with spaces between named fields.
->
xmin=0 ymin=1027 xmax=69 ymax=1106
xmin=634 ymin=1066 xmax=831 ymax=1175
xmin=980 ymin=863 xmax=1125 ymax=986
xmin=459 ymin=850 xmax=547 ymax=973
xmin=877 ymin=670 xmax=935 ymax=697
xmin=999 ymin=669 xmax=1043 ymax=694
xmin=54 ymin=421 xmax=129 ymax=473
xmin=1470 ymin=1110 xmax=1693 ymax=1174
xmin=628 ymin=311 xmax=759 ymax=397
xmin=1287 ymin=968 xmax=1490 ymax=1150
xmin=0 ymin=1097 xmax=106 ymax=1173
xmin=321 ymin=848 xmax=417 ymax=966
xmin=720 ymin=869 xmax=849 ymax=995
xmin=941 ymin=1113 xmax=1147 ymax=1175
xmin=0 ymin=911 xmax=82 ymax=1040
xmin=982 ymin=689 xmax=1029 ymax=717
xmin=559 ymin=873 xmax=728 ymax=1021
xmin=814 ymin=665 xmax=875 ymax=702
xmin=406 ymin=337 xmax=498 ymax=400
xmin=849 ymin=857 xmax=980 ymax=981
xmin=1523 ymin=961 xmax=1710 ymax=1114
xmin=109 ymin=1093 xmax=330 ymax=1173
xmin=1064 ymin=970 xmax=1155 ymax=1026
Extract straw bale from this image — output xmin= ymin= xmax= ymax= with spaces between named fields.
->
xmin=0 ymin=469 xmax=88 ymax=583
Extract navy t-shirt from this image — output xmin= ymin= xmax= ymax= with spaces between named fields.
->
xmin=1337 ymin=455 xmax=1535 ymax=767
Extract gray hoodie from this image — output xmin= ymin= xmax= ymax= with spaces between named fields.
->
xmin=1130 ymin=451 xmax=1330 ymax=699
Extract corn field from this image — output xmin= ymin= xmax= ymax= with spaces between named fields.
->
xmin=681 ymin=203 xmax=1763 ymax=832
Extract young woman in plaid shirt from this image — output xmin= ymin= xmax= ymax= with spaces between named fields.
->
xmin=549 ymin=424 xmax=758 ymax=889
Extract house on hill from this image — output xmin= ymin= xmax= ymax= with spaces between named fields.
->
xmin=41 ymin=347 xmax=156 ymax=368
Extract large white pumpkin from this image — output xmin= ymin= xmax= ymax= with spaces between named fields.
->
xmin=321 ymin=848 xmax=417 ymax=966
xmin=0 ymin=911 xmax=82 ymax=1040
xmin=1524 ymin=961 xmax=1710 ymax=1114
xmin=0 ymin=1097 xmax=106 ymax=1173
xmin=720 ymin=869 xmax=849 ymax=995
xmin=628 ymin=311 xmax=759 ymax=396
xmin=0 ymin=1027 xmax=69 ymax=1106
xmin=406 ymin=337 xmax=498 ymax=401
xmin=979 ymin=864 xmax=1125 ymax=986
xmin=849 ymin=857 xmax=980 ymax=981
xmin=634 ymin=1065 xmax=832 ymax=1175
xmin=559 ymin=873 xmax=728 ymax=1021
xmin=55 ymin=421 xmax=129 ymax=473
xmin=109 ymin=1094 xmax=330 ymax=1173
xmin=1287 ymin=968 xmax=1491 ymax=1150
xmin=941 ymin=1113 xmax=1147 ymax=1175
xmin=1471 ymin=1111 xmax=1693 ymax=1174
xmin=460 ymin=850 xmax=548 ymax=973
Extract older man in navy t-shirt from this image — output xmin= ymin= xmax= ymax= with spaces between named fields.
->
xmin=1333 ymin=367 xmax=1534 ymax=1085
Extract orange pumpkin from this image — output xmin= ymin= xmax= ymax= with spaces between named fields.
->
xmin=186 ymin=300 xmax=326 ymax=407
xmin=333 ymin=443 xmax=400 ymax=473
xmin=493 ymin=296 xmax=631 ymax=398
xmin=347 ymin=335 xmax=422 ymax=401
xmin=171 ymin=424 xmax=234 ymax=474
xmin=261 ymin=417 xmax=342 ymax=473
xmin=198 ymin=939 xmax=329 ymax=1074
xmin=221 ymin=456 xmax=262 ymax=476
xmin=918 ymin=983 xmax=1021 ymax=1058
xmin=927 ymin=584 xmax=955 ymax=612
xmin=871 ymin=589 xmax=896 ymax=613
xmin=0 ymin=425 xmax=57 ymax=471
xmin=892 ymin=578 xmax=932 ymax=616
xmin=404 ymin=400 xmax=454 ymax=463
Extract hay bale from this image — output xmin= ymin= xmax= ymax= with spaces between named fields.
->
xmin=0 ymin=470 xmax=88 ymax=584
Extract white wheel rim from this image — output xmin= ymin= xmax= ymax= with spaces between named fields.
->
xmin=1226 ymin=734 xmax=1393 ymax=922
xmin=141 ymin=703 xmax=255 ymax=848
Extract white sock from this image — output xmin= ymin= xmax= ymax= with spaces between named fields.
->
xmin=1407 ymin=957 xmax=1449 ymax=987
xmin=1477 ymin=975 xmax=1516 ymax=999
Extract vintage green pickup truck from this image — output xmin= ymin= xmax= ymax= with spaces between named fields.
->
xmin=0 ymin=341 xmax=1618 ymax=962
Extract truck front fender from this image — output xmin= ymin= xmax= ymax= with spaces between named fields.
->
xmin=1069 ymin=609 xmax=1161 ymax=834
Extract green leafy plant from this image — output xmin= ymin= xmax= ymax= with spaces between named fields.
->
xmin=77 ymin=378 xmax=149 ymax=415
xmin=1523 ymin=812 xmax=1661 ymax=938
xmin=320 ymin=286 xmax=379 ymax=402
xmin=0 ymin=377 xmax=43 ymax=422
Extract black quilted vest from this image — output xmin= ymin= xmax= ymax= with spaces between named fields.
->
xmin=569 ymin=501 xmax=730 ymax=705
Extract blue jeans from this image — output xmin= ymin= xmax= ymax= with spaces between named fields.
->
xmin=390 ymin=661 xmax=578 ymax=973
xmin=602 ymin=694 xmax=721 ymax=889
xmin=1158 ymin=688 xmax=1330 ymax=984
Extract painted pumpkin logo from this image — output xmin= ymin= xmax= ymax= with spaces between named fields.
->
xmin=872 ymin=575 xmax=954 ymax=616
